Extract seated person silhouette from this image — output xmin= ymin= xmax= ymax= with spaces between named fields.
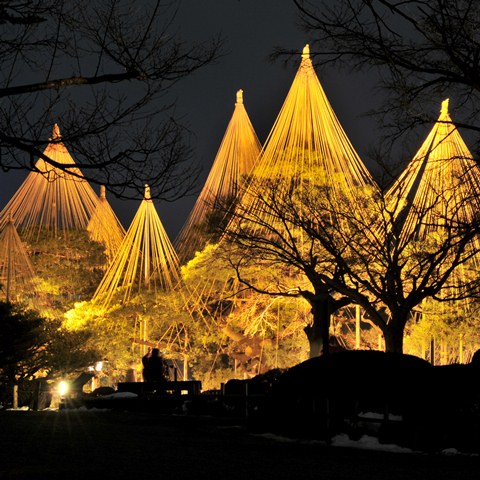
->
xmin=143 ymin=348 xmax=167 ymax=384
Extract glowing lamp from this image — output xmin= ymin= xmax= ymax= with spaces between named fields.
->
xmin=58 ymin=381 xmax=69 ymax=397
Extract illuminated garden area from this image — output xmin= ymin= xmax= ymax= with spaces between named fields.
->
xmin=1 ymin=42 xmax=479 ymax=406
xmin=3 ymin=3 xmax=480 ymax=469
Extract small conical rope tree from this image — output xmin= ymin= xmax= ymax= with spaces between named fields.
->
xmin=87 ymin=185 xmax=126 ymax=262
xmin=92 ymin=184 xmax=181 ymax=308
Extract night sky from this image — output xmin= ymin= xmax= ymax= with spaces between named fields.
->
xmin=0 ymin=0 xmax=381 ymax=240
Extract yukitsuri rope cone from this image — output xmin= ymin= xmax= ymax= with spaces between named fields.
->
xmin=181 ymin=45 xmax=377 ymax=370
xmin=0 ymin=124 xmax=99 ymax=241
xmin=386 ymin=99 xmax=480 ymax=327
xmin=387 ymin=99 xmax=480 ymax=247
xmin=174 ymin=89 xmax=261 ymax=265
xmin=233 ymin=44 xmax=376 ymax=236
xmin=0 ymin=216 xmax=36 ymax=303
xmin=92 ymin=184 xmax=180 ymax=308
xmin=87 ymin=185 xmax=126 ymax=263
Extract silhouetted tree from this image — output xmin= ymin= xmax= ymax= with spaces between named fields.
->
xmin=0 ymin=301 xmax=98 ymax=404
xmin=0 ymin=0 xmax=221 ymax=199
xmin=221 ymin=179 xmax=354 ymax=358
xmin=223 ymin=178 xmax=480 ymax=353
xmin=292 ymin=0 xmax=480 ymax=149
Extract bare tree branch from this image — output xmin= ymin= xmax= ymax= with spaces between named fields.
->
xmin=0 ymin=0 xmax=223 ymax=200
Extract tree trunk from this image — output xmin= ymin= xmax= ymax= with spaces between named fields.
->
xmin=383 ymin=322 xmax=405 ymax=353
xmin=304 ymin=322 xmax=323 ymax=357
xmin=304 ymin=296 xmax=331 ymax=358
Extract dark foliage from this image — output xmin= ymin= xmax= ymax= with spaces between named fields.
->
xmin=0 ymin=301 xmax=99 ymax=406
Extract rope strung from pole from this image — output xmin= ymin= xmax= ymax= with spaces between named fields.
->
xmin=174 ymin=89 xmax=261 ymax=264
xmin=92 ymin=184 xmax=180 ymax=308
xmin=228 ymin=44 xmax=377 ymax=238
xmin=387 ymin=99 xmax=480 ymax=249
xmin=0 ymin=217 xmax=36 ymax=303
xmin=0 ymin=124 xmax=99 ymax=241
xmin=87 ymin=185 xmax=126 ymax=262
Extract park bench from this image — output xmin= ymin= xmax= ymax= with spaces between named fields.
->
xmin=117 ymin=380 xmax=202 ymax=396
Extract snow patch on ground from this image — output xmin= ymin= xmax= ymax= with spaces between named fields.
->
xmin=256 ymin=431 xmax=413 ymax=453
xmin=59 ymin=406 xmax=111 ymax=412
xmin=255 ymin=432 xmax=322 ymax=444
xmin=331 ymin=433 xmax=412 ymax=453
xmin=358 ymin=411 xmax=403 ymax=422
xmin=257 ymin=431 xmax=479 ymax=456
xmin=97 ymin=391 xmax=138 ymax=400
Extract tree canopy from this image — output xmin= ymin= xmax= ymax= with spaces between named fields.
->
xmin=0 ymin=0 xmax=221 ymax=199
xmin=293 ymin=0 xmax=480 ymax=150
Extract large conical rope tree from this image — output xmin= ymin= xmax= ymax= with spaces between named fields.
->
xmin=307 ymin=99 xmax=480 ymax=354
xmin=381 ymin=99 xmax=480 ymax=351
xmin=92 ymin=184 xmax=180 ymax=308
xmin=175 ymin=89 xmax=261 ymax=265
xmin=221 ymin=45 xmax=377 ymax=357
xmin=246 ymin=45 xmax=374 ymax=195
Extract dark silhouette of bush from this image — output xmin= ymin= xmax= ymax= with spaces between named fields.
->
xmin=255 ymin=350 xmax=480 ymax=451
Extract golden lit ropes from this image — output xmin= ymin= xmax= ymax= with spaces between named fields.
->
xmin=231 ymin=44 xmax=376 ymax=236
xmin=92 ymin=184 xmax=180 ymax=308
xmin=387 ymin=99 xmax=480 ymax=249
xmin=386 ymin=99 xmax=480 ymax=311
xmin=0 ymin=217 xmax=36 ymax=302
xmin=0 ymin=124 xmax=99 ymax=240
xmin=87 ymin=185 xmax=126 ymax=262
xmin=250 ymin=44 xmax=374 ymax=190
xmin=174 ymin=89 xmax=261 ymax=264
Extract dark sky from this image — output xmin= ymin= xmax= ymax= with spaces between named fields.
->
xmin=0 ymin=0 xmax=379 ymax=240
xmin=161 ymin=0 xmax=380 ymax=239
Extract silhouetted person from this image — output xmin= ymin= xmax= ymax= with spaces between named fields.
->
xmin=148 ymin=348 xmax=167 ymax=384
xmin=142 ymin=347 xmax=152 ymax=382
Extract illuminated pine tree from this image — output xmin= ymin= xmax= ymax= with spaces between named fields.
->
xmin=387 ymin=99 xmax=480 ymax=360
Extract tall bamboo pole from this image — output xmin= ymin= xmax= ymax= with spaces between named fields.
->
xmin=355 ymin=304 xmax=361 ymax=349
